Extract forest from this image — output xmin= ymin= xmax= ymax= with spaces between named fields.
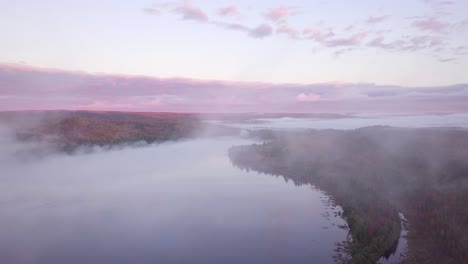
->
xmin=229 ymin=126 xmax=468 ymax=264
xmin=0 ymin=111 xmax=237 ymax=152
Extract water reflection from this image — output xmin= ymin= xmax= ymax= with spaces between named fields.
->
xmin=0 ymin=138 xmax=347 ymax=264
xmin=378 ymin=213 xmax=408 ymax=264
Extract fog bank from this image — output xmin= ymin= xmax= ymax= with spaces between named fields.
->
xmin=0 ymin=136 xmax=347 ymax=264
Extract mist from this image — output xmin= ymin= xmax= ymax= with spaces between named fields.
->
xmin=0 ymin=123 xmax=348 ymax=264
xmin=229 ymin=124 xmax=468 ymax=263
xmin=2 ymin=0 xmax=468 ymax=263
xmin=2 ymin=112 xmax=468 ymax=263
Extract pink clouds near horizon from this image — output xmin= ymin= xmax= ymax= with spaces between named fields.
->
xmin=296 ymin=93 xmax=321 ymax=102
xmin=1 ymin=63 xmax=467 ymax=114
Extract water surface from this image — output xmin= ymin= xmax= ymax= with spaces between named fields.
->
xmin=0 ymin=137 xmax=347 ymax=264
xmin=227 ymin=113 xmax=468 ymax=130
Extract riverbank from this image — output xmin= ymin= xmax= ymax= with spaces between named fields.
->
xmin=229 ymin=126 xmax=468 ymax=263
xmin=0 ymin=137 xmax=349 ymax=264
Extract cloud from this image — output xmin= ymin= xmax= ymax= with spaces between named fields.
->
xmin=174 ymin=3 xmax=208 ymax=22
xmin=454 ymin=19 xmax=468 ymax=31
xmin=366 ymin=34 xmax=446 ymax=54
xmin=412 ymin=17 xmax=450 ymax=33
xmin=2 ymin=64 xmax=467 ymax=113
xmin=344 ymin=25 xmax=354 ymax=31
xmin=367 ymin=36 xmax=393 ymax=49
xmin=213 ymin=22 xmax=249 ymax=32
xmin=422 ymin=0 xmax=455 ymax=6
xmin=214 ymin=22 xmax=274 ymax=38
xmin=265 ymin=7 xmax=292 ymax=22
xmin=218 ymin=5 xmax=239 ymax=17
xmin=322 ymin=32 xmax=369 ymax=47
xmin=452 ymin=46 xmax=467 ymax=55
xmin=302 ymin=27 xmax=368 ymax=48
xmin=365 ymin=84 xmax=468 ymax=98
xmin=296 ymin=93 xmax=321 ymax=102
xmin=249 ymin=24 xmax=273 ymax=38
xmin=407 ymin=35 xmax=444 ymax=50
xmin=277 ymin=24 xmax=299 ymax=38
xmin=438 ymin=58 xmax=456 ymax=62
xmin=366 ymin=90 xmax=400 ymax=97
xmin=366 ymin=15 xmax=389 ymax=24
xmin=438 ymin=0 xmax=455 ymax=5
xmin=144 ymin=3 xmax=278 ymax=40
xmin=141 ymin=3 xmax=462 ymax=61
xmin=302 ymin=27 xmax=334 ymax=41
xmin=141 ymin=2 xmax=466 ymax=61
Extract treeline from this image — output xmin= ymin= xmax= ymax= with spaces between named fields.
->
xmin=2 ymin=111 xmax=238 ymax=151
xmin=229 ymin=126 xmax=468 ymax=264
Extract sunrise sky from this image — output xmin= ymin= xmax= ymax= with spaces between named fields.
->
xmin=1 ymin=0 xmax=467 ymax=113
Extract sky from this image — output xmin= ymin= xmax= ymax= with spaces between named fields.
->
xmin=0 ymin=0 xmax=468 ymax=113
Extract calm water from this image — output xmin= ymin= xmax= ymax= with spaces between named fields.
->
xmin=224 ymin=113 xmax=468 ymax=263
xmin=0 ymin=137 xmax=347 ymax=264
xmin=5 ymin=114 xmax=462 ymax=263
xmin=228 ymin=113 xmax=468 ymax=130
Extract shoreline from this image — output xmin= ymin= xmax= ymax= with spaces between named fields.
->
xmin=228 ymin=126 xmax=468 ymax=263
xmin=229 ymin=148 xmax=402 ymax=263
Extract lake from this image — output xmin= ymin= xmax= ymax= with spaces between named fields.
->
xmin=0 ymin=137 xmax=348 ymax=264
xmin=3 ymin=113 xmax=466 ymax=264
xmin=226 ymin=113 xmax=468 ymax=130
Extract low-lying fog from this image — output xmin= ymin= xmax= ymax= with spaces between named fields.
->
xmin=0 ymin=135 xmax=347 ymax=264
xmin=225 ymin=113 xmax=468 ymax=130
xmin=2 ymin=113 xmax=467 ymax=264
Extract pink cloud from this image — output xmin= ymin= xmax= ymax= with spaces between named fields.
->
xmin=218 ymin=5 xmax=239 ymax=17
xmin=277 ymin=24 xmax=299 ymax=38
xmin=142 ymin=2 xmax=464 ymax=61
xmin=412 ymin=17 xmax=450 ymax=33
xmin=249 ymin=24 xmax=273 ymax=38
xmin=1 ymin=63 xmax=468 ymax=113
xmin=175 ymin=3 xmax=208 ymax=22
xmin=368 ymin=36 xmax=386 ymax=47
xmin=265 ymin=7 xmax=291 ymax=22
xmin=323 ymin=32 xmax=369 ymax=47
xmin=302 ymin=27 xmax=334 ymax=41
xmin=82 ymin=100 xmax=135 ymax=110
xmin=296 ymin=93 xmax=321 ymax=102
